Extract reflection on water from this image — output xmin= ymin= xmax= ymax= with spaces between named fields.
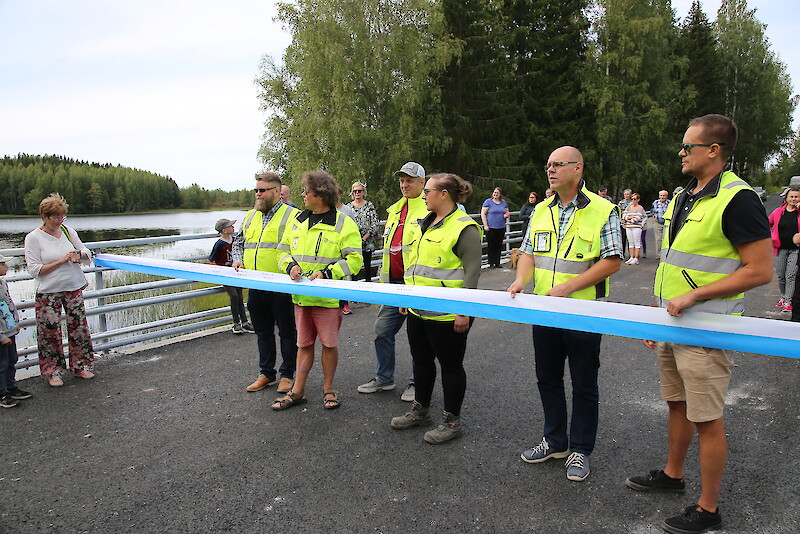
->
xmin=1 ymin=210 xmax=249 ymax=361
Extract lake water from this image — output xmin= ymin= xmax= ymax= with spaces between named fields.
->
xmin=1 ymin=210 xmax=250 ymax=363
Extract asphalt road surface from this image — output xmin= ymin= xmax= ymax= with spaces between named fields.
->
xmin=2 ymin=207 xmax=798 ymax=533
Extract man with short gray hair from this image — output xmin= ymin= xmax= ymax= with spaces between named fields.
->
xmin=358 ymin=162 xmax=428 ymax=402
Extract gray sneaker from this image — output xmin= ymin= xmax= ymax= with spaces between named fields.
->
xmin=400 ymin=383 xmax=415 ymax=402
xmin=565 ymin=452 xmax=590 ymax=481
xmin=423 ymin=412 xmax=462 ymax=444
xmin=357 ymin=378 xmax=396 ymax=393
xmin=390 ymin=401 xmax=431 ymax=429
xmin=520 ymin=437 xmax=570 ymax=463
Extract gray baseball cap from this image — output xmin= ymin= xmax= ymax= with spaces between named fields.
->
xmin=215 ymin=219 xmax=236 ymax=233
xmin=393 ymin=161 xmax=425 ymax=179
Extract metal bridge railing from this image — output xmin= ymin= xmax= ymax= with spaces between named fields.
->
xmin=2 ymin=213 xmax=527 ymax=370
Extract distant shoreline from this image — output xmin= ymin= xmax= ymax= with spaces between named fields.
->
xmin=0 ymin=206 xmax=251 ymax=219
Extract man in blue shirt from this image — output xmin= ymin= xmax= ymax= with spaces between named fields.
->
xmin=650 ymin=190 xmax=670 ymax=259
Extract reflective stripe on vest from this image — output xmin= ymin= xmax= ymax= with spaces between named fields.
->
xmin=405 ymin=210 xmax=482 ymax=321
xmin=654 ymin=171 xmax=751 ymax=315
xmin=242 ymin=204 xmax=296 ymax=273
xmin=530 ymin=191 xmax=616 ymax=300
xmin=379 ymin=195 xmax=427 ymax=283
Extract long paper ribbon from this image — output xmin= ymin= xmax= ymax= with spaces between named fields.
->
xmin=94 ymin=254 xmax=800 ymax=358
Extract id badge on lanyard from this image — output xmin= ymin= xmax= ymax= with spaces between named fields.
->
xmin=533 ymin=231 xmax=551 ymax=252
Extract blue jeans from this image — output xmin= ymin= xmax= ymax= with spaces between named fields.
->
xmin=373 ymin=303 xmax=410 ymax=384
xmin=248 ymin=289 xmax=297 ymax=380
xmin=532 ymin=325 xmax=601 ymax=455
xmin=0 ymin=336 xmax=18 ymax=395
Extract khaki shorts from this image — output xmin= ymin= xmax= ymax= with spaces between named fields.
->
xmin=657 ymin=342 xmax=733 ymax=423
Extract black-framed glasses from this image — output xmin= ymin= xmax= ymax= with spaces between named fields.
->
xmin=680 ymin=142 xmax=726 ymax=154
xmin=423 ymin=188 xmax=446 ymax=194
xmin=544 ymin=161 xmax=578 ymax=171
xmin=253 ymin=186 xmax=278 ymax=193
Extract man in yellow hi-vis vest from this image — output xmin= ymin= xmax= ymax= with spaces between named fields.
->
xmin=625 ymin=115 xmax=772 ymax=534
xmin=357 ymin=162 xmax=428 ymax=402
xmin=232 ymin=173 xmax=299 ymax=395
xmin=508 ymin=146 xmax=623 ymax=483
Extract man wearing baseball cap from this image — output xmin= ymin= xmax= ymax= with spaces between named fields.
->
xmin=357 ymin=161 xmax=427 ymax=402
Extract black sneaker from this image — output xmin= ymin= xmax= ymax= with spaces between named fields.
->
xmin=8 ymin=388 xmax=32 ymax=400
xmin=0 ymin=394 xmax=19 ymax=409
xmin=625 ymin=469 xmax=685 ymax=492
xmin=663 ymin=504 xmax=721 ymax=534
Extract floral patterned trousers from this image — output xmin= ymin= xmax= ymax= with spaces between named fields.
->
xmin=35 ymin=289 xmax=94 ymax=377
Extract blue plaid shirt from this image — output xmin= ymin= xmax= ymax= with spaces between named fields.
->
xmin=650 ymin=198 xmax=670 ymax=225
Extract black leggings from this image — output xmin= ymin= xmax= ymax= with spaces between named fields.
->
xmin=406 ymin=313 xmax=472 ymax=416
xmin=486 ymin=228 xmax=504 ymax=267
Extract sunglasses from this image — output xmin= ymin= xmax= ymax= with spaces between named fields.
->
xmin=680 ymin=142 xmax=726 ymax=154
xmin=351 ymin=189 xmax=364 ymax=193
xmin=253 ymin=186 xmax=278 ymax=193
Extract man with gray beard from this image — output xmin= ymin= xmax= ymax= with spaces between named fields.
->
xmin=232 ymin=172 xmax=299 ymax=394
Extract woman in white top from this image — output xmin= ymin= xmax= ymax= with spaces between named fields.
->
xmin=622 ymin=193 xmax=646 ymax=265
xmin=24 ymin=193 xmax=95 ymax=387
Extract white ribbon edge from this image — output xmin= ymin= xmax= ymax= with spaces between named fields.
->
xmin=94 ymin=254 xmax=800 ymax=359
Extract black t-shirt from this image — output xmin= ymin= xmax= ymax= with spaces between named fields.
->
xmin=669 ymin=174 xmax=770 ymax=246
xmin=778 ymin=209 xmax=799 ymax=249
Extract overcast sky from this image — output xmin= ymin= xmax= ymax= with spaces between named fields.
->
xmin=1 ymin=1 xmax=797 ymax=192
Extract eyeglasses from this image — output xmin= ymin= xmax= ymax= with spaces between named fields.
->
xmin=253 ymin=186 xmax=278 ymax=193
xmin=680 ymin=142 xmax=726 ymax=154
xmin=423 ymin=188 xmax=446 ymax=194
xmin=544 ymin=161 xmax=578 ymax=171
xmin=49 ymin=215 xmax=66 ymax=221
xmin=351 ymin=189 xmax=364 ymax=193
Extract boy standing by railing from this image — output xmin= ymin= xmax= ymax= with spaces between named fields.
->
xmin=1 ymin=254 xmax=32 ymax=408
xmin=209 ymin=219 xmax=253 ymax=334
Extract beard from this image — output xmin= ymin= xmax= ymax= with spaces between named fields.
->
xmin=255 ymin=196 xmax=276 ymax=212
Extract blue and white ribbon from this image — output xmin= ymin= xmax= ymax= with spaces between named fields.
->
xmin=94 ymin=254 xmax=800 ymax=359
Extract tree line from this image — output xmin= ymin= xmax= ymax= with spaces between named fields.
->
xmin=258 ymin=0 xmax=797 ymax=212
xmin=0 ymin=155 xmax=253 ymax=216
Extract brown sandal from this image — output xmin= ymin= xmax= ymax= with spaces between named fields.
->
xmin=272 ymin=391 xmax=307 ymax=411
xmin=323 ymin=390 xmax=340 ymax=410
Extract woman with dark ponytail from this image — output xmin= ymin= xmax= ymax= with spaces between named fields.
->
xmin=389 ymin=173 xmax=482 ymax=444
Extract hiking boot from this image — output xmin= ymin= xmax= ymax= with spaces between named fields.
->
xmin=390 ymin=401 xmax=431 ymax=429
xmin=520 ymin=437 xmax=569 ymax=463
xmin=7 ymin=388 xmax=32 ymax=400
xmin=565 ymin=452 xmax=590 ymax=481
xmin=424 ymin=412 xmax=462 ymax=444
xmin=663 ymin=504 xmax=721 ymax=534
xmin=626 ymin=469 xmax=685 ymax=492
xmin=357 ymin=378 xmax=395 ymax=393
xmin=241 ymin=322 xmax=255 ymax=333
xmin=231 ymin=323 xmax=244 ymax=334
xmin=0 ymin=394 xmax=19 ymax=409
xmin=400 ymin=382 xmax=415 ymax=402
xmin=246 ymin=374 xmax=275 ymax=392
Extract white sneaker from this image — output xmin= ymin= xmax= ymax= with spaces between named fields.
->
xmin=400 ymin=383 xmax=415 ymax=402
xmin=631 ymin=258 xmax=639 ymax=265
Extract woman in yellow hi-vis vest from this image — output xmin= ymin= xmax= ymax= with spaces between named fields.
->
xmin=389 ymin=173 xmax=482 ymax=444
